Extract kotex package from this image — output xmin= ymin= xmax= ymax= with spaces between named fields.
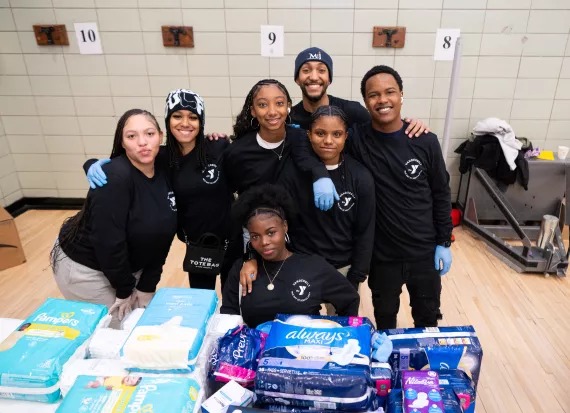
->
xmin=56 ymin=375 xmax=201 ymax=413
xmin=0 ymin=298 xmax=108 ymax=403
xmin=208 ymin=325 xmax=268 ymax=387
xmin=255 ymin=314 xmax=375 ymax=411
xmin=401 ymin=371 xmax=444 ymax=413
xmin=121 ymin=288 xmax=218 ymax=373
xmin=385 ymin=326 xmax=483 ymax=387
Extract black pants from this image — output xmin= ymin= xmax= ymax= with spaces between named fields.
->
xmin=368 ymin=255 xmax=442 ymax=330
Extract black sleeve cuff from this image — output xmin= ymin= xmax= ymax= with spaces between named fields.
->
xmin=347 ymin=268 xmax=367 ymax=284
xmin=115 ymin=287 xmax=133 ymax=299
xmin=83 ymin=158 xmax=98 ymax=175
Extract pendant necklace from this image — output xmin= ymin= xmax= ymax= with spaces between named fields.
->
xmin=262 ymin=252 xmax=291 ymax=291
xmin=271 ymin=143 xmax=285 ymax=161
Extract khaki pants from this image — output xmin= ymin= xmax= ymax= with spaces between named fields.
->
xmin=52 ymin=246 xmax=141 ymax=328
xmin=325 ymin=265 xmax=351 ymax=316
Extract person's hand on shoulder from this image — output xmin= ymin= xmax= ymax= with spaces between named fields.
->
xmin=403 ymin=118 xmax=430 ymax=138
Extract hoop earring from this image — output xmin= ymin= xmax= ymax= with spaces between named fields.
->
xmin=285 ymin=232 xmax=290 ymax=244
xmin=250 ymin=117 xmax=260 ymax=129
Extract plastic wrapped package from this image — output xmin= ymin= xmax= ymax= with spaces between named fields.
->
xmin=60 ymin=359 xmax=129 ymax=397
xmin=88 ymin=328 xmax=130 ymax=359
xmin=387 ymin=389 xmax=462 ymax=413
xmin=255 ymin=314 xmax=376 ymax=411
xmin=401 ymin=371 xmax=444 ymax=413
xmin=120 ymin=308 xmax=145 ymax=332
xmin=370 ymin=362 xmax=391 ymax=409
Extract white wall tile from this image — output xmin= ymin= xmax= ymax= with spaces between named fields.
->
xmin=22 ymin=188 xmax=58 ymax=197
xmin=100 ymin=32 xmax=145 ymax=54
xmin=41 ymin=116 xmax=81 ymax=135
xmin=396 ymin=33 xmax=436 ymax=56
xmin=0 ymin=76 xmax=32 ymax=95
xmin=36 ymin=97 xmax=76 ymax=116
xmin=12 ymin=8 xmax=56 ymax=31
xmin=97 ymin=9 xmax=141 ymax=31
xmin=269 ymin=55 xmax=295 ymax=77
xmin=2 ymin=116 xmax=42 ymax=135
xmin=1 ymin=173 xmax=21 ymax=197
xmin=353 ymin=32 xmax=396 ymax=56
xmin=546 ymin=120 xmax=570 ymax=140
xmin=477 ymin=56 xmax=520 ymax=78
xmin=312 ymin=0 xmax=353 ymax=7
xmin=527 ymin=10 xmax=570 ymax=33
xmin=326 ymin=77 xmax=352 ymax=98
xmin=518 ymin=57 xmax=563 ymax=78
xmin=555 ymin=79 xmax=570 ymax=99
xmin=471 ymin=99 xmax=513 ymax=119
xmin=566 ymin=38 xmax=570 ymax=56
xmin=18 ymin=172 xmax=56 ymax=189
xmin=229 ymin=76 xmax=261 ymax=97
xmin=139 ymin=8 xmax=182 ymax=31
xmin=432 ymin=77 xmax=475 ymax=98
xmin=227 ymin=33 xmax=259 ymax=55
xmin=54 ymin=0 xmax=95 ymax=7
xmin=473 ymin=78 xmax=516 ymax=99
xmin=352 ymin=56 xmax=395 ymax=79
xmin=269 ymin=0 xmax=309 ymax=7
xmin=203 ymin=117 xmax=232 ymax=135
xmin=69 ymin=76 xmax=111 ymax=96
xmin=149 ymin=76 xmax=190 ymax=96
xmin=24 ymin=54 xmax=67 ymax=76
xmin=112 ymin=97 xmax=153 ymax=115
xmin=430 ymin=98 xmax=472 ymax=119
xmin=487 ymin=0 xmax=531 ymax=8
xmin=0 ymin=54 xmax=27 ymax=74
xmin=12 ymin=154 xmax=51 ymax=171
xmin=484 ymin=10 xmax=529 ymax=34
xmin=312 ymin=9 xmax=354 ymax=33
xmin=310 ymin=33 xmax=353 ymax=55
xmin=18 ymin=31 xmax=64 ymax=54
xmin=228 ymin=55 xmax=270 ymax=77
xmin=45 ymin=136 xmax=85 ymax=154
xmin=509 ymin=119 xmax=549 ymax=139
xmin=4 ymin=189 xmax=22 ymax=203
xmin=78 ymin=116 xmax=116 ymax=135
xmin=109 ymin=76 xmax=150 ymax=97
xmin=394 ymin=56 xmax=436 ymax=78
xmin=141 ymin=32 xmax=186 ymax=55
xmin=224 ymin=9 xmax=266 ymax=32
xmin=268 ymin=9 xmax=310 ymax=33
xmin=50 ymin=154 xmax=87 ymax=172
xmin=182 ymin=0 xmax=223 ymax=6
xmin=428 ymin=119 xmax=470 ymax=141
xmin=522 ymin=34 xmax=568 ymax=56
xmin=64 ymin=55 xmax=107 ymax=76
xmin=400 ymin=99 xmax=432 ymax=119
xmin=511 ymin=99 xmax=553 ymax=119
xmin=461 ymin=34 xmax=483 ymax=56
xmin=54 ymin=8 xmax=97 ymax=28
xmin=441 ymin=10 xmax=485 ymax=33
xmin=106 ymin=55 xmax=148 ymax=75
xmin=399 ymin=0 xmax=442 ymax=7
xmin=58 ymin=188 xmax=88 ymax=197
xmin=532 ymin=0 xmax=570 ymax=8
xmin=561 ymin=58 xmax=570 ymax=78
xmin=7 ymin=135 xmax=47 ymax=154
xmin=0 ymin=154 xmax=16 ymax=178
xmin=397 ymin=10 xmax=441 ymax=33
xmin=331 ymin=56 xmax=352 ymax=77
xmin=355 ymin=0 xmax=397 ymax=8
xmin=551 ymin=100 xmax=570 ymax=120
xmin=55 ymin=171 xmax=88 ymax=189
xmin=0 ymin=32 xmax=22 ymax=53
xmin=225 ymin=0 xmax=267 ymax=7
xmin=82 ymin=135 xmax=112 ymax=154
xmin=402 ymin=78 xmax=434 ymax=98
xmin=0 ymin=9 xmax=16 ymax=31
xmin=284 ymin=33 xmax=311 ymax=55
xmin=515 ymin=78 xmax=558 ymax=99
xmin=480 ymin=34 xmax=524 ymax=56
xmin=435 ymin=57 xmax=478 ymax=77
xmin=146 ymin=54 xmax=187 ymax=76
xmin=10 ymin=0 xmax=52 ymax=6
xmin=138 ymin=0 xmax=179 ymax=7
xmin=203 ymin=97 xmax=232 ymax=118
xmin=353 ymin=9 xmax=397 ymax=33
xmin=187 ymin=55 xmax=229 ymax=77
xmin=182 ymin=9 xmax=226 ymax=32
xmin=73 ymin=97 xmax=115 ymax=116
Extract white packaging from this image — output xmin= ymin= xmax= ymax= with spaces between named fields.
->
xmin=201 ymin=380 xmax=253 ymax=413
xmin=59 ymin=358 xmax=128 ymax=397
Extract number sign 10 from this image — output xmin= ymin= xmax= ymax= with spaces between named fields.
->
xmin=74 ymin=22 xmax=103 ymax=54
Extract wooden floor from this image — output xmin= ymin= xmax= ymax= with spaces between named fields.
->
xmin=1 ymin=210 xmax=569 ymax=413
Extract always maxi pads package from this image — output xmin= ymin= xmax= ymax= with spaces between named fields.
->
xmin=121 ymin=288 xmax=218 ymax=373
xmin=56 ymin=375 xmax=200 ymax=413
xmin=385 ymin=326 xmax=483 ymax=388
xmin=0 ymin=298 xmax=108 ymax=403
xmin=255 ymin=314 xmax=375 ymax=411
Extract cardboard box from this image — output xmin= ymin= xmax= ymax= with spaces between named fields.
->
xmin=0 ymin=207 xmax=26 ymax=271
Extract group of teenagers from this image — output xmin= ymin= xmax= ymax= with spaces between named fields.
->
xmin=50 ymin=47 xmax=453 ymax=330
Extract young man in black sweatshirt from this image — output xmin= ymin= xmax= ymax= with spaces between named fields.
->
xmin=351 ymin=66 xmax=453 ymax=329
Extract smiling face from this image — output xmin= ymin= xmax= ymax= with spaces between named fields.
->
xmin=250 ymin=84 xmax=290 ymax=134
xmin=296 ymin=61 xmax=330 ymax=103
xmin=364 ymin=73 xmax=403 ymax=132
xmin=248 ymin=214 xmax=289 ymax=261
xmin=308 ymin=115 xmax=347 ymax=166
xmin=121 ymin=114 xmax=162 ymax=168
xmin=169 ymin=109 xmax=200 ymax=148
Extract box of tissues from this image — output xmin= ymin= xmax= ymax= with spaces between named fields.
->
xmin=402 ymin=371 xmax=444 ymax=413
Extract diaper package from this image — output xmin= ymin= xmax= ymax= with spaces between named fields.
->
xmin=401 ymin=371 xmax=443 ymax=413
xmin=60 ymin=358 xmax=129 ymax=397
xmin=385 ymin=326 xmax=483 ymax=387
xmin=255 ymin=314 xmax=375 ymax=411
xmin=121 ymin=288 xmax=218 ymax=373
xmin=56 ymin=375 xmax=201 ymax=413
xmin=0 ymin=298 xmax=108 ymax=403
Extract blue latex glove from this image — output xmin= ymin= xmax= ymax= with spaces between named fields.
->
xmin=371 ymin=332 xmax=393 ymax=362
xmin=435 ymin=245 xmax=452 ymax=276
xmin=313 ymin=177 xmax=340 ymax=211
xmin=87 ymin=159 xmax=110 ymax=189
xmin=256 ymin=321 xmax=273 ymax=335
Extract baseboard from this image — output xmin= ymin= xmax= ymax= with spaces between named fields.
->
xmin=5 ymin=197 xmax=85 ymax=218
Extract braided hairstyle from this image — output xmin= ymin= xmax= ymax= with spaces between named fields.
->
xmin=232 ymin=79 xmax=292 ymax=139
xmin=308 ymin=105 xmax=349 ymax=131
xmin=231 ymin=183 xmax=296 ymax=229
xmin=50 ymin=109 xmax=162 ymax=270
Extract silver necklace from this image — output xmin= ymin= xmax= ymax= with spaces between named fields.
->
xmin=271 ymin=143 xmax=285 ymax=161
xmin=262 ymin=253 xmax=291 ymax=291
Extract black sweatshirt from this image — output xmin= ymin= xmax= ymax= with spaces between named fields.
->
xmin=277 ymin=156 xmax=375 ymax=283
xmin=63 ymin=155 xmax=177 ymax=298
xmin=220 ymin=254 xmax=360 ymax=327
xmin=290 ymin=95 xmax=371 ymax=131
xmin=347 ymin=123 xmax=453 ymax=261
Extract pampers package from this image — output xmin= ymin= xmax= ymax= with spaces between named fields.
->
xmin=121 ymin=288 xmax=218 ymax=373
xmin=255 ymin=314 xmax=376 ymax=411
xmin=56 ymin=375 xmax=200 ymax=413
xmin=0 ymin=298 xmax=108 ymax=403
xmin=385 ymin=326 xmax=483 ymax=387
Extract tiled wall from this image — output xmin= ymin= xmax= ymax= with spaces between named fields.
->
xmin=1 ymin=0 xmax=570 ymax=206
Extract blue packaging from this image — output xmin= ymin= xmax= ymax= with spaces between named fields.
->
xmin=0 ymin=298 xmax=108 ymax=403
xmin=56 ymin=375 xmax=200 ymax=412
xmin=255 ymin=315 xmax=375 ymax=411
xmin=121 ymin=288 xmax=218 ymax=373
xmin=385 ymin=326 xmax=483 ymax=387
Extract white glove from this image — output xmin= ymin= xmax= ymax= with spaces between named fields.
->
xmin=133 ymin=289 xmax=155 ymax=309
xmin=109 ymin=296 xmax=134 ymax=321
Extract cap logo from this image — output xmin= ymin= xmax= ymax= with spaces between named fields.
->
xmin=308 ymin=51 xmax=322 ymax=60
